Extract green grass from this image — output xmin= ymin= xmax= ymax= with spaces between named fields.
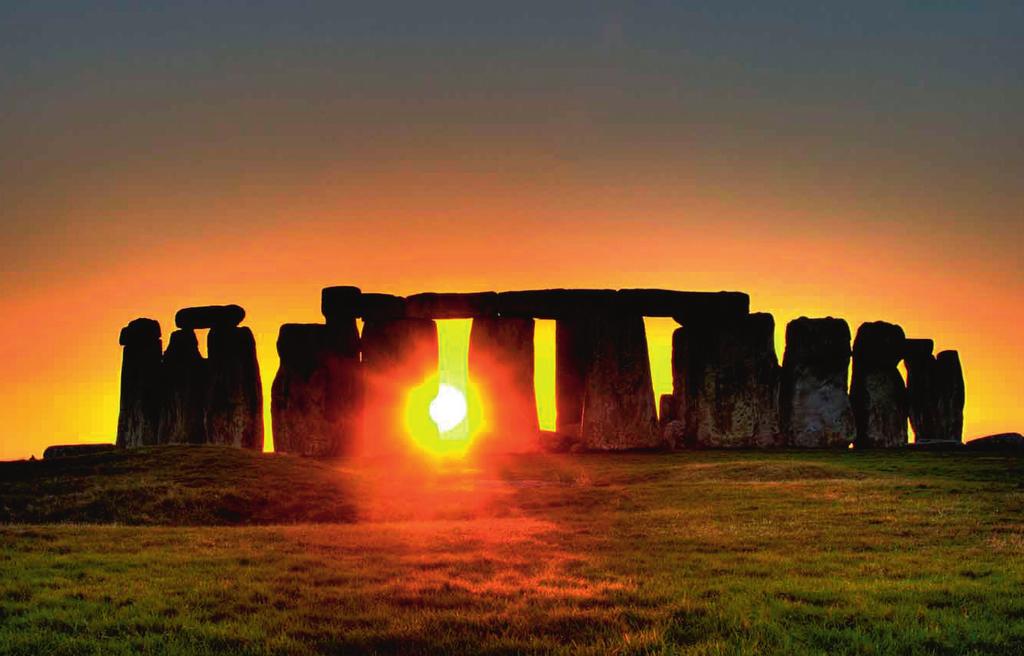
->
xmin=1 ymin=446 xmax=1023 ymax=654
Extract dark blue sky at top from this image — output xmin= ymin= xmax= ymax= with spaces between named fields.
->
xmin=1 ymin=2 xmax=1022 ymax=260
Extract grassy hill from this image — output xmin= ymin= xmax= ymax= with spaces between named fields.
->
xmin=0 ymin=446 xmax=356 ymax=524
xmin=1 ymin=447 xmax=1023 ymax=654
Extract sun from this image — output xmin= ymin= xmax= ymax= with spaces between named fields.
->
xmin=429 ymin=383 xmax=467 ymax=433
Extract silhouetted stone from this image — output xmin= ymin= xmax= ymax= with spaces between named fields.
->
xmin=933 ymin=350 xmax=965 ymax=444
xmin=205 ymin=326 xmax=263 ymax=449
xmin=406 ymin=292 xmax=498 ymax=319
xmin=43 ymin=444 xmax=117 ymax=459
xmin=617 ymin=289 xmax=750 ymax=322
xmin=851 ymin=321 xmax=908 ymax=448
xmin=580 ymin=313 xmax=660 ymax=450
xmin=117 ymin=318 xmax=163 ymax=448
xmin=468 ymin=316 xmax=537 ymax=450
xmin=158 ymin=329 xmax=208 ymax=445
xmin=904 ymin=339 xmax=937 ymax=443
xmin=175 ymin=305 xmax=245 ymax=330
xmin=674 ymin=314 xmax=781 ymax=448
xmin=357 ymin=293 xmax=407 ymax=320
xmin=272 ymin=322 xmax=361 ymax=457
xmin=498 ymin=289 xmax=617 ymax=320
xmin=555 ymin=317 xmax=597 ymax=436
xmin=658 ymin=392 xmax=684 ymax=449
xmin=780 ymin=317 xmax=855 ymax=447
xmin=360 ymin=318 xmax=438 ymax=455
xmin=965 ymin=432 xmax=1024 ymax=450
xmin=321 ymin=286 xmax=362 ymax=324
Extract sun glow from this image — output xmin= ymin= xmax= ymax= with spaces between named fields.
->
xmin=429 ymin=384 xmax=468 ymax=433
xmin=402 ymin=320 xmax=486 ymax=459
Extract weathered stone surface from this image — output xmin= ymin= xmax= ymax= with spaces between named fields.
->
xmin=933 ymin=350 xmax=965 ymax=444
xmin=468 ymin=316 xmax=538 ymax=451
xmin=617 ymin=289 xmax=750 ymax=322
xmin=360 ymin=318 xmax=438 ymax=455
xmin=357 ymin=293 xmax=407 ymax=320
xmin=158 ymin=329 xmax=208 ymax=445
xmin=117 ymin=318 xmax=163 ymax=448
xmin=272 ymin=322 xmax=361 ymax=457
xmin=406 ymin=292 xmax=498 ymax=319
xmin=43 ymin=444 xmax=117 ymax=459
xmin=579 ymin=313 xmax=660 ymax=450
xmin=555 ymin=317 xmax=597 ymax=437
xmin=498 ymin=289 xmax=617 ymax=320
xmin=659 ymin=393 xmax=677 ymax=424
xmin=851 ymin=321 xmax=908 ymax=448
xmin=175 ymin=305 xmax=245 ymax=330
xmin=965 ymin=432 xmax=1024 ymax=450
xmin=674 ymin=314 xmax=782 ymax=448
xmin=780 ymin=317 xmax=855 ymax=447
xmin=205 ymin=326 xmax=264 ymax=449
xmin=321 ymin=286 xmax=362 ymax=324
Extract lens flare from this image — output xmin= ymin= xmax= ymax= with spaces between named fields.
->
xmin=429 ymin=383 xmax=468 ymax=433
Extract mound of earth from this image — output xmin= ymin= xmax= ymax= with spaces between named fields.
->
xmin=0 ymin=445 xmax=356 ymax=525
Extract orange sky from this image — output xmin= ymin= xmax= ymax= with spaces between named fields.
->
xmin=2 ymin=4 xmax=1021 ymax=459
xmin=0 ymin=167 xmax=1020 ymax=459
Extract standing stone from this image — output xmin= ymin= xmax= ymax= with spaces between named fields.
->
xmin=675 ymin=314 xmax=781 ymax=448
xmin=780 ymin=317 xmax=856 ymax=447
xmin=903 ymin=339 xmax=937 ymax=443
xmin=851 ymin=321 xmax=908 ymax=448
xmin=580 ymin=313 xmax=660 ymax=450
xmin=933 ymin=350 xmax=965 ymax=444
xmin=205 ymin=326 xmax=264 ymax=449
xmin=272 ymin=322 xmax=362 ymax=457
xmin=658 ymin=393 xmax=685 ymax=449
xmin=158 ymin=329 xmax=208 ymax=444
xmin=468 ymin=316 xmax=538 ymax=451
xmin=555 ymin=318 xmax=595 ymax=437
xmin=360 ymin=318 xmax=438 ymax=455
xmin=116 ymin=318 xmax=163 ymax=448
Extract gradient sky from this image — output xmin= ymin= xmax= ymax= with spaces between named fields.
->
xmin=2 ymin=2 xmax=1022 ymax=459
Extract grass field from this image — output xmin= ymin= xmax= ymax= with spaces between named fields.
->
xmin=1 ymin=446 xmax=1023 ymax=655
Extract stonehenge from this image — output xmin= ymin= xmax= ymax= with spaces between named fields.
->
xmin=905 ymin=341 xmax=965 ymax=444
xmin=116 ymin=308 xmax=263 ymax=449
xmin=468 ymin=316 xmax=538 ymax=451
xmin=118 ymin=286 xmax=968 ymax=456
xmin=272 ymin=322 xmax=362 ymax=457
xmin=850 ymin=321 xmax=908 ymax=448
xmin=779 ymin=318 xmax=856 ymax=447
xmin=673 ymin=313 xmax=782 ymax=448
xmin=117 ymin=318 xmax=163 ymax=448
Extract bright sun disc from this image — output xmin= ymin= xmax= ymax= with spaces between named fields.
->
xmin=429 ymin=384 xmax=468 ymax=433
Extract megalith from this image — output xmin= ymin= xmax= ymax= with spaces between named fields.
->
xmin=158 ymin=329 xmax=208 ymax=444
xmin=904 ymin=341 xmax=964 ymax=445
xmin=175 ymin=304 xmax=245 ymax=330
xmin=321 ymin=286 xmax=362 ymax=326
xmin=116 ymin=318 xmax=163 ymax=448
xmin=468 ymin=316 xmax=538 ymax=451
xmin=904 ymin=339 xmax=937 ymax=443
xmin=360 ymin=317 xmax=439 ymax=455
xmin=272 ymin=322 xmax=361 ymax=457
xmin=555 ymin=318 xmax=591 ymax=437
xmin=675 ymin=313 xmax=782 ymax=448
xmin=933 ymin=350 xmax=965 ymax=444
xmin=205 ymin=325 xmax=264 ymax=449
xmin=579 ymin=313 xmax=660 ymax=450
xmin=851 ymin=321 xmax=908 ymax=448
xmin=780 ymin=317 xmax=856 ymax=447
